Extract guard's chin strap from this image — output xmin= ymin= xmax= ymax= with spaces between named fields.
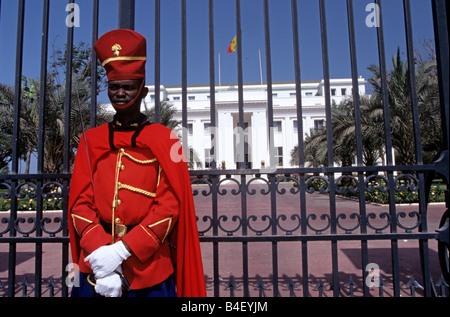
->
xmin=112 ymin=79 xmax=145 ymax=110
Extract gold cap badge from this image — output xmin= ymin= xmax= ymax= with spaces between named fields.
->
xmin=112 ymin=44 xmax=122 ymax=57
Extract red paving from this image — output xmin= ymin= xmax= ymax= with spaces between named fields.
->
xmin=0 ymin=182 xmax=447 ymax=297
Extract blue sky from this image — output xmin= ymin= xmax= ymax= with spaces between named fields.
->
xmin=0 ymin=0 xmax=436 ymax=104
xmin=0 ymin=0 xmax=437 ymax=174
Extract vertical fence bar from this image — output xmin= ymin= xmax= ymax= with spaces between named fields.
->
xmin=269 ymin=172 xmax=279 ymax=297
xmin=346 ymin=0 xmax=370 ymax=297
xmin=234 ymin=0 xmax=249 ymax=297
xmin=34 ymin=0 xmax=50 ymax=297
xmin=431 ymin=0 xmax=449 ymax=152
xmin=181 ymin=0 xmax=188 ymax=157
xmin=118 ymin=0 xmax=135 ymax=30
xmin=318 ymin=0 xmax=340 ymax=297
xmin=374 ymin=4 xmax=393 ymax=164
xmin=37 ymin=0 xmax=50 ymax=177
xmin=263 ymin=0 xmax=279 ymax=297
xmin=8 ymin=0 xmax=25 ymax=297
xmin=240 ymin=173 xmax=249 ymax=297
xmin=402 ymin=0 xmax=423 ymax=166
xmin=208 ymin=0 xmax=220 ymax=297
xmin=61 ymin=0 xmax=75 ymax=297
xmin=90 ymin=0 xmax=99 ymax=129
xmin=10 ymin=2 xmax=25 ymax=177
xmin=208 ymin=0 xmax=216 ymax=171
xmin=431 ymin=7 xmax=449 ymax=289
xmin=64 ymin=0 xmax=74 ymax=190
xmin=263 ymin=0 xmax=274 ymax=171
xmin=403 ymin=0 xmax=432 ymax=297
xmin=235 ymin=0 xmax=245 ymax=170
xmin=154 ymin=0 xmax=161 ymax=123
xmin=374 ymin=0 xmax=401 ymax=297
xmin=291 ymin=0 xmax=309 ymax=297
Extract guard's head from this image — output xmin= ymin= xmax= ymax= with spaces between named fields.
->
xmin=95 ymin=29 xmax=147 ymax=110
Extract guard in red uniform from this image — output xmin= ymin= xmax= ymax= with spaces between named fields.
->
xmin=68 ymin=29 xmax=206 ymax=297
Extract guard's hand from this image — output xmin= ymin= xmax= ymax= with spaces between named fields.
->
xmin=95 ymin=269 xmax=123 ymax=297
xmin=85 ymin=241 xmax=131 ymax=278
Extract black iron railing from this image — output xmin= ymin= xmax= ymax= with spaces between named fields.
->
xmin=0 ymin=0 xmax=448 ymax=297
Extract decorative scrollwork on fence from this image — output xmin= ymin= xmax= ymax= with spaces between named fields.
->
xmin=191 ymin=178 xmax=212 ymax=196
xmin=247 ymin=215 xmax=272 ymax=236
xmin=306 ymin=214 xmax=331 ymax=234
xmin=276 ymin=214 xmax=302 ymax=235
xmin=367 ymin=212 xmax=391 ymax=233
xmin=305 ymin=176 xmax=329 ymax=194
xmin=196 ymin=215 xmax=214 ymax=236
xmin=365 ymin=174 xmax=389 ymax=193
xmin=394 ymin=174 xmax=419 ymax=193
xmin=336 ymin=213 xmax=361 ymax=234
xmin=396 ymin=211 xmax=422 ymax=233
xmin=276 ymin=176 xmax=300 ymax=195
xmin=0 ymin=217 xmax=11 ymax=237
xmin=187 ymin=172 xmax=431 ymax=237
xmin=14 ymin=217 xmax=37 ymax=237
xmin=0 ymin=181 xmax=65 ymax=237
xmin=247 ymin=177 xmax=270 ymax=195
xmin=41 ymin=216 xmax=65 ymax=236
xmin=16 ymin=182 xmax=37 ymax=200
xmin=218 ymin=177 xmax=241 ymax=196
xmin=336 ymin=175 xmax=359 ymax=195
xmin=218 ymin=215 xmax=242 ymax=236
xmin=42 ymin=182 xmax=64 ymax=199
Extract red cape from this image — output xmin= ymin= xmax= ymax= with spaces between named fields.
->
xmin=68 ymin=123 xmax=206 ymax=297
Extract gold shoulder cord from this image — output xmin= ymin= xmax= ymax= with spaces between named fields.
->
xmin=111 ymin=149 xmax=125 ymax=243
xmin=121 ymin=151 xmax=158 ymax=164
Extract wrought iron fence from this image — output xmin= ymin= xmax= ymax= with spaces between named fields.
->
xmin=0 ymin=0 xmax=449 ymax=297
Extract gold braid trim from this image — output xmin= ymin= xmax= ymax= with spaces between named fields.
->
xmin=122 ymin=151 xmax=158 ymax=165
xmin=101 ymin=56 xmax=146 ymax=67
xmin=118 ymin=182 xmax=156 ymax=198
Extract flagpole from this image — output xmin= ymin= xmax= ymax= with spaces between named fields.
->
xmin=218 ymin=51 xmax=221 ymax=87
xmin=258 ymin=48 xmax=263 ymax=89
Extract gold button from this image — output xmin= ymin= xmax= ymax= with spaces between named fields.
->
xmin=117 ymin=199 xmax=122 ymax=205
xmin=120 ymin=164 xmax=125 ymax=171
xmin=115 ymin=217 xmax=122 ymax=224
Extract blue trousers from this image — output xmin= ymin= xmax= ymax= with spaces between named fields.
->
xmin=71 ymin=272 xmax=177 ymax=297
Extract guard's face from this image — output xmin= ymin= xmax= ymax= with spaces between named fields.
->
xmin=108 ymin=79 xmax=143 ymax=109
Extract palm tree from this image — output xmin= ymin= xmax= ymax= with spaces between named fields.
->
xmin=143 ymin=98 xmax=180 ymax=130
xmin=0 ymin=130 xmax=12 ymax=174
xmin=332 ymin=95 xmax=385 ymax=167
xmin=367 ymin=48 xmax=441 ymax=165
xmin=0 ymin=43 xmax=110 ymax=175
xmin=331 ymin=99 xmax=357 ymax=167
xmin=0 ymin=80 xmax=39 ymax=174
xmin=294 ymin=45 xmax=441 ymax=170
xmin=291 ymin=126 xmax=327 ymax=168
xmin=42 ymin=72 xmax=111 ymax=174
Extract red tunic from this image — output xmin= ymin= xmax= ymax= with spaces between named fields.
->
xmin=68 ymin=120 xmax=206 ymax=296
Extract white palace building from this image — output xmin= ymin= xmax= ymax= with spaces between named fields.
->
xmin=141 ymin=77 xmax=367 ymax=170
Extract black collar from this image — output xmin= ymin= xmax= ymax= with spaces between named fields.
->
xmin=108 ymin=114 xmax=151 ymax=151
xmin=111 ymin=113 xmax=149 ymax=131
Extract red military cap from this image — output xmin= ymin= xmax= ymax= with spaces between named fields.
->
xmin=94 ymin=29 xmax=147 ymax=81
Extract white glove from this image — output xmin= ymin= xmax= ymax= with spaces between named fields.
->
xmin=85 ymin=241 xmax=131 ymax=279
xmin=95 ymin=267 xmax=123 ymax=297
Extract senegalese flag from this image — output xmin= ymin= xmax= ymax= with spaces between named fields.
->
xmin=227 ymin=35 xmax=237 ymax=54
